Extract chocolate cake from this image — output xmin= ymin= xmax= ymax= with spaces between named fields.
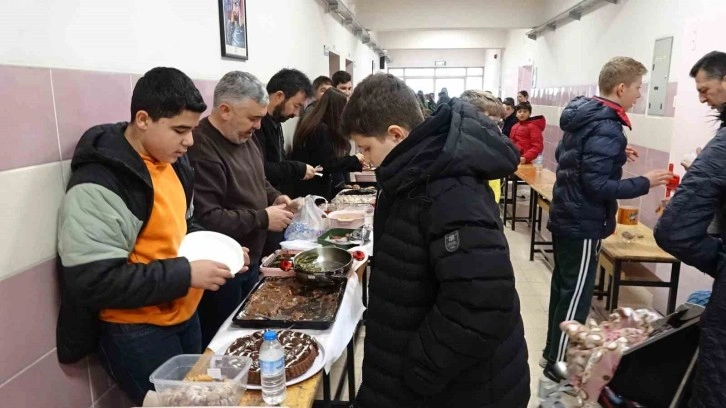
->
xmin=236 ymin=277 xmax=344 ymax=322
xmin=225 ymin=330 xmax=319 ymax=385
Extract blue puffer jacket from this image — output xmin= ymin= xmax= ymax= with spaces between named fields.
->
xmin=547 ymin=96 xmax=650 ymax=239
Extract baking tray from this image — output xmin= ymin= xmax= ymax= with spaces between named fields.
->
xmin=232 ymin=276 xmax=347 ymax=330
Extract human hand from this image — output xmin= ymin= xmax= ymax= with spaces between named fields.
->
xmin=273 ymin=195 xmax=292 ymax=206
xmin=625 ymin=146 xmax=639 ymax=162
xmin=681 ymin=147 xmax=702 ymax=171
xmin=355 ymin=153 xmax=364 ymax=163
xmin=303 ymin=164 xmax=316 ymax=180
xmin=238 ymin=247 xmax=250 ymax=274
xmin=190 ymin=260 xmax=231 ymax=291
xmin=266 ymin=204 xmax=294 ymax=231
xmin=644 ymin=169 xmax=674 ymax=188
xmin=520 ymin=157 xmax=526 ymax=164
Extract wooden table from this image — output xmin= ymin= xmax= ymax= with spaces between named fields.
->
xmin=598 ymin=223 xmax=681 ymax=314
xmin=195 ymin=259 xmax=370 ymax=407
xmin=513 ymin=165 xmax=557 ymax=262
xmin=502 ymin=165 xmax=535 ymax=230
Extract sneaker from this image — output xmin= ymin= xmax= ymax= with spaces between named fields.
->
xmin=537 ymin=375 xmax=576 ymax=401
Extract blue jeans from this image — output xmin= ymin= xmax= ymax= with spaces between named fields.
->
xmin=97 ymin=312 xmax=201 ymax=405
xmin=198 ymin=263 xmax=260 ymax=347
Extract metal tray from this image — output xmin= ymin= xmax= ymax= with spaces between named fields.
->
xmin=232 ymin=276 xmax=347 ymax=330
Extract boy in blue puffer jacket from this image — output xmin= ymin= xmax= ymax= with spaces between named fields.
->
xmin=538 ymin=57 xmax=673 ymax=402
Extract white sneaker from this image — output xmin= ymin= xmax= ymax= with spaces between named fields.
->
xmin=537 ymin=376 xmax=576 ymax=400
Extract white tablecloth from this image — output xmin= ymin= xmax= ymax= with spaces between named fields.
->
xmin=207 ymin=271 xmax=366 ymax=373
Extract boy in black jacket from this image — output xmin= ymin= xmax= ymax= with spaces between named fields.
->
xmin=540 ymin=57 xmax=672 ymax=402
xmin=342 ymin=73 xmax=529 ymax=408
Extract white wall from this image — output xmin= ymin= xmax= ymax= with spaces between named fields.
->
xmin=0 ymin=0 xmax=378 ymax=86
xmin=0 ymin=0 xmax=378 ymax=146
xmin=377 ymin=29 xmax=507 ymax=50
xmin=387 ymin=49 xmax=487 ymax=68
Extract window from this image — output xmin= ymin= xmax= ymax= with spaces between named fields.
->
xmin=387 ymin=66 xmax=485 ymax=97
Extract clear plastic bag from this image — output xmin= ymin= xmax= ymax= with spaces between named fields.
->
xmin=284 ymin=195 xmax=327 ymax=241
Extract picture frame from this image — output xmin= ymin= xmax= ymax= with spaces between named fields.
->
xmin=218 ymin=0 xmax=248 ymax=60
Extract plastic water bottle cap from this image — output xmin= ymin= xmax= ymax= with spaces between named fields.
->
xmin=263 ymin=330 xmax=278 ymax=341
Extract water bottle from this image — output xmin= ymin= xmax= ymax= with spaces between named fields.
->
xmin=534 ymin=153 xmax=544 ymax=172
xmin=260 ymin=330 xmax=287 ymax=404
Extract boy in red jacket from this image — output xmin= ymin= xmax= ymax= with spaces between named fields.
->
xmin=511 ymin=103 xmax=545 ymax=164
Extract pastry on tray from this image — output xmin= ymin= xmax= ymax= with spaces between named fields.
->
xmin=236 ymin=277 xmax=344 ymax=322
xmin=225 ymin=330 xmax=319 ymax=385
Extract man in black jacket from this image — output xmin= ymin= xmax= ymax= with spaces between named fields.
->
xmin=56 ymin=68 xmax=243 ymax=405
xmin=502 ymin=97 xmax=518 ymax=137
xmin=342 ymin=73 xmax=529 ymax=408
xmin=654 ymin=51 xmax=726 ymax=408
xmin=257 ymin=68 xmax=316 ymax=255
xmin=541 ymin=57 xmax=672 ymax=402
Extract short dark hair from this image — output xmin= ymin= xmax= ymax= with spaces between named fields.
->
xmin=312 ymin=75 xmax=332 ymax=90
xmin=518 ymin=90 xmax=529 ymax=98
xmin=503 ymin=97 xmax=515 ymax=108
xmin=690 ymin=51 xmax=726 ymax=80
xmin=266 ymin=68 xmax=313 ymax=99
xmin=332 ymin=71 xmax=352 ymax=87
xmin=341 ymin=73 xmax=424 ymax=137
xmin=130 ymin=67 xmax=206 ymax=122
xmin=515 ymin=103 xmax=532 ymax=113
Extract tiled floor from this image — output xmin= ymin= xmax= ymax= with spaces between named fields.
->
xmin=323 ymin=204 xmax=654 ymax=407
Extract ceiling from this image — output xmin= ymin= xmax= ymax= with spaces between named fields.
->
xmin=343 ymin=0 xmax=573 ymax=31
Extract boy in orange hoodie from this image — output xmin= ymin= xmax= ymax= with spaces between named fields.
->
xmin=510 ymin=103 xmax=545 ymax=164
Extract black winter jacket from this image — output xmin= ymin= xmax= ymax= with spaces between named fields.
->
xmin=356 ymin=100 xmax=529 ymax=408
xmin=548 ymin=96 xmax=650 ymax=239
xmin=56 ymin=123 xmax=200 ymax=364
xmin=654 ymin=110 xmax=726 ymax=408
xmin=256 ymin=114 xmax=307 ymax=192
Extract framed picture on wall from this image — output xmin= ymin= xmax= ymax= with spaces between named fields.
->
xmin=218 ymin=0 xmax=248 ymax=60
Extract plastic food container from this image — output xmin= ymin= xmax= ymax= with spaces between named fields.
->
xmin=327 ymin=210 xmax=367 ymax=229
xmin=149 ymin=354 xmax=252 ymax=406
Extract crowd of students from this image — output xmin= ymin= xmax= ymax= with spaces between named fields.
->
xmin=54 ymin=49 xmax=726 ymax=408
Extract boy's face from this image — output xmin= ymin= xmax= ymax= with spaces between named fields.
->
xmin=694 ymin=69 xmax=726 ymax=110
xmin=138 ymin=110 xmax=200 ymax=163
xmin=336 ymin=81 xmax=353 ymax=98
xmin=504 ymin=104 xmax=514 ymax=117
xmin=315 ymin=83 xmax=332 ymax=101
xmin=619 ymin=78 xmax=643 ymax=111
xmin=516 ymin=109 xmax=531 ymax=122
xmin=352 ymin=130 xmax=404 ymax=167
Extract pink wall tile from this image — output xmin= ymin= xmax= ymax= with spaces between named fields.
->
xmin=193 ymin=79 xmax=217 ymax=118
xmin=0 ymin=259 xmax=60 ymax=384
xmin=89 ymin=354 xmax=116 ymax=403
xmin=94 ymin=385 xmax=134 ymax=408
xmin=630 ymin=82 xmax=648 ymax=115
xmin=53 ymin=69 xmax=132 ymax=160
xmin=0 ymin=350 xmax=91 ymax=408
xmin=644 ymin=148 xmax=670 ymax=171
xmin=664 ymin=82 xmax=678 ymax=117
xmin=0 ymin=65 xmax=61 ymax=171
xmin=623 ymin=145 xmax=647 ymax=176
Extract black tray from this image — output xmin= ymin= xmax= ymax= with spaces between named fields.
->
xmin=232 ymin=276 xmax=347 ymax=330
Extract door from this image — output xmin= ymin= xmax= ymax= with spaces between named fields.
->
xmin=518 ymin=65 xmax=533 ymax=94
xmin=329 ymin=52 xmax=340 ymax=76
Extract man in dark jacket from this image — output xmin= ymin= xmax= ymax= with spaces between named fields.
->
xmin=189 ymin=71 xmax=296 ymax=346
xmin=541 ymin=57 xmax=672 ymax=401
xmin=654 ymin=51 xmax=726 ymax=408
xmin=342 ymin=73 xmax=529 ymax=408
xmin=257 ymin=68 xmax=316 ymax=255
xmin=56 ymin=68 xmax=242 ymax=404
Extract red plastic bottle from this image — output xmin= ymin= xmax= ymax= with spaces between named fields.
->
xmin=665 ymin=163 xmax=680 ymax=198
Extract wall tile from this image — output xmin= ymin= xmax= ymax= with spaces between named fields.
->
xmin=0 ymin=259 xmax=60 ymax=384
xmin=94 ymin=385 xmax=133 ymax=408
xmin=89 ymin=354 xmax=116 ymax=403
xmin=623 ymin=145 xmax=647 ymax=176
xmin=0 ymin=162 xmax=65 ymax=280
xmin=664 ymin=82 xmax=678 ymax=117
xmin=0 ymin=350 xmax=91 ymax=408
xmin=0 ymin=65 xmax=60 ymax=171
xmin=644 ymin=147 xmax=670 ymax=171
xmin=53 ymin=69 xmax=132 ymax=160
xmin=193 ymin=79 xmax=216 ymax=118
